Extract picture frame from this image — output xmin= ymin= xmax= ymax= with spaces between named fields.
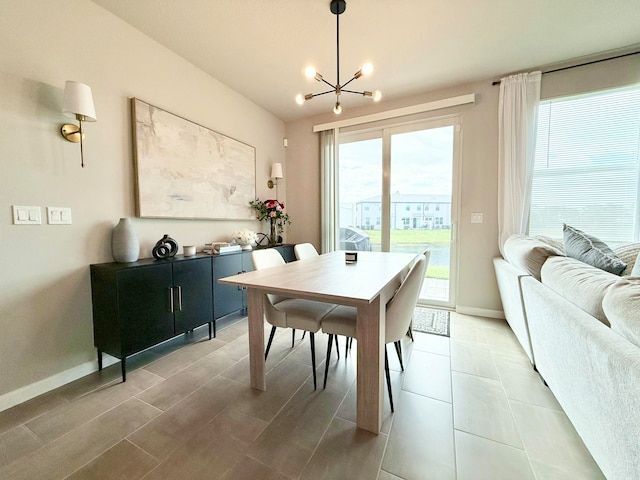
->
xmin=131 ymin=98 xmax=256 ymax=220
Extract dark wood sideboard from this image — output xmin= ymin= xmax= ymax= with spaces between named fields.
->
xmin=90 ymin=244 xmax=295 ymax=381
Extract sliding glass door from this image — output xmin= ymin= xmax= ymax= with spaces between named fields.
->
xmin=337 ymin=117 xmax=460 ymax=307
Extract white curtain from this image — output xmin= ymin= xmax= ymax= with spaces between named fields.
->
xmin=320 ymin=128 xmax=338 ymax=253
xmin=498 ymin=71 xmax=542 ymax=256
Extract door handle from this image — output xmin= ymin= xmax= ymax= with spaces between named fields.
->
xmin=168 ymin=287 xmax=174 ymax=313
xmin=177 ymin=285 xmax=183 ymax=311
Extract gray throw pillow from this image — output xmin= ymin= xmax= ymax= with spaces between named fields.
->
xmin=563 ymin=224 xmax=627 ymax=275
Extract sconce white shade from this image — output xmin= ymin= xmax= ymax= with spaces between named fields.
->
xmin=271 ymin=163 xmax=284 ymax=179
xmin=62 ymin=81 xmax=97 ymax=122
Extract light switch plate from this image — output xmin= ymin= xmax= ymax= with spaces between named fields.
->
xmin=12 ymin=205 xmax=41 ymax=225
xmin=47 ymin=207 xmax=72 ymax=225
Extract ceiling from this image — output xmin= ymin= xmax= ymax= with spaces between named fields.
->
xmin=92 ymin=0 xmax=640 ymax=123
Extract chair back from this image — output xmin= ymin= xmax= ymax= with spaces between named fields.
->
xmin=385 ymin=256 xmax=427 ymax=343
xmin=251 ymin=249 xmax=289 ymax=306
xmin=294 ymin=243 xmax=319 ymax=260
xmin=422 ymin=248 xmax=431 ymax=267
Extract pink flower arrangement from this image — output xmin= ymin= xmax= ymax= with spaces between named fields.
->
xmin=249 ymin=198 xmax=291 ymax=232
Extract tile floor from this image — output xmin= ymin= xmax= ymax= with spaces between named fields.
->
xmin=0 ymin=312 xmax=605 ymax=479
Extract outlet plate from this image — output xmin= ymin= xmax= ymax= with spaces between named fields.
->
xmin=47 ymin=207 xmax=72 ymax=225
xmin=470 ymin=212 xmax=484 ymax=224
xmin=12 ymin=205 xmax=41 ymax=225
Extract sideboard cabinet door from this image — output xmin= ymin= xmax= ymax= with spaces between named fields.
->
xmin=118 ymin=264 xmax=175 ymax=355
xmin=173 ymin=258 xmax=213 ymax=334
xmin=212 ymin=253 xmax=244 ymax=319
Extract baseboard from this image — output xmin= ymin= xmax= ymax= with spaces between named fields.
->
xmin=455 ymin=305 xmax=505 ymax=319
xmin=0 ymin=355 xmax=119 ymax=413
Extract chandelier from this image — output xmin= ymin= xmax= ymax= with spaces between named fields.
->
xmin=295 ymin=0 xmax=381 ymax=115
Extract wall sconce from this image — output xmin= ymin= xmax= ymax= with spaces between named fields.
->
xmin=267 ymin=162 xmax=283 ymax=189
xmin=267 ymin=162 xmax=284 ymax=199
xmin=60 ymin=81 xmax=97 ymax=168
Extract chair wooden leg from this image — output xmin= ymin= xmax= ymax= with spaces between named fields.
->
xmin=334 ymin=334 xmax=340 ymax=359
xmin=394 ymin=341 xmax=404 ymax=371
xmin=345 ymin=335 xmax=348 ymax=357
xmin=292 ymin=329 xmax=296 ymax=347
xmin=385 ymin=347 xmax=394 ymax=413
xmin=265 ymin=326 xmax=277 ymax=360
xmin=323 ymin=334 xmax=333 ymax=389
xmin=310 ymin=332 xmax=317 ymax=390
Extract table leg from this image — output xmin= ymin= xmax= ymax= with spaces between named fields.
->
xmin=247 ymin=287 xmax=266 ymax=391
xmin=356 ymin=295 xmax=384 ymax=434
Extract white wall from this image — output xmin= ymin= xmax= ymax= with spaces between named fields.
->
xmin=284 ymin=53 xmax=640 ymax=316
xmin=0 ymin=1 xmax=285 ymax=406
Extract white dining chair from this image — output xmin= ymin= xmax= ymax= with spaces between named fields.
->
xmin=407 ymin=248 xmax=431 ymax=341
xmin=321 ymin=255 xmax=427 ymax=410
xmin=251 ymin=248 xmax=336 ymax=389
xmin=294 ymin=242 xmax=319 ymax=259
xmin=293 ymin=243 xmax=343 ymax=357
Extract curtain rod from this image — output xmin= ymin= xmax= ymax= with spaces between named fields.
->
xmin=491 ymin=50 xmax=640 ymax=86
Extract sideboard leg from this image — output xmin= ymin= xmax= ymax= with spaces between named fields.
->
xmin=97 ymin=349 xmax=103 ymax=370
xmin=121 ymin=357 xmax=127 ymax=382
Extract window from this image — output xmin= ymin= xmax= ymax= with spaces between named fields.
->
xmin=529 ymin=85 xmax=640 ymax=243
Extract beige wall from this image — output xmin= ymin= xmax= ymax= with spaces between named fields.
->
xmin=1 ymin=1 xmax=638 ymax=409
xmin=284 ymin=54 xmax=640 ymax=316
xmin=0 ymin=1 xmax=285 ymax=404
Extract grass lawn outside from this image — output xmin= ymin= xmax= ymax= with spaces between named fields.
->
xmin=363 ymin=229 xmax=451 ymax=279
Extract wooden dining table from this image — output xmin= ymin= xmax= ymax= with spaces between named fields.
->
xmin=218 ymin=250 xmax=418 ymax=434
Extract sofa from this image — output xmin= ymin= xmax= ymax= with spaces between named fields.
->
xmin=494 ymin=229 xmax=640 ymax=480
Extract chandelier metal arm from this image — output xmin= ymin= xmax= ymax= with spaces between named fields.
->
xmin=341 ymin=75 xmax=359 ymax=89
xmin=318 ymin=76 xmax=336 ymax=89
xmin=341 ymin=89 xmax=366 ymax=95
xmin=309 ymin=90 xmax=337 ymax=98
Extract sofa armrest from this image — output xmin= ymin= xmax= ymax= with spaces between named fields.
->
xmin=493 ymin=257 xmax=535 ymax=364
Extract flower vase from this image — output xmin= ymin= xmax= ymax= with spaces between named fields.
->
xmin=269 ymin=218 xmax=277 ymax=246
xmin=112 ymin=218 xmax=139 ymax=263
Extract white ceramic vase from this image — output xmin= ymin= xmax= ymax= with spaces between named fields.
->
xmin=112 ymin=218 xmax=139 ymax=263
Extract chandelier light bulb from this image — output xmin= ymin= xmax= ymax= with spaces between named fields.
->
xmin=361 ymin=63 xmax=374 ymax=76
xmin=295 ymin=94 xmax=305 ymax=105
xmin=305 ymin=66 xmax=317 ymax=79
xmin=373 ymin=90 xmax=382 ymax=102
xmin=333 ymin=102 xmax=342 ymax=115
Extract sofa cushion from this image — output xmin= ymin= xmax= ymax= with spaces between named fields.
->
xmin=613 ymin=243 xmax=640 ymax=276
xmin=630 ymin=250 xmax=640 ymax=277
xmin=563 ymin=224 xmax=627 ymax=275
xmin=541 ymin=256 xmax=619 ymax=326
xmin=534 ymin=235 xmax=565 ymax=254
xmin=503 ymin=234 xmax=563 ymax=280
xmin=602 ymin=277 xmax=640 ymax=348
